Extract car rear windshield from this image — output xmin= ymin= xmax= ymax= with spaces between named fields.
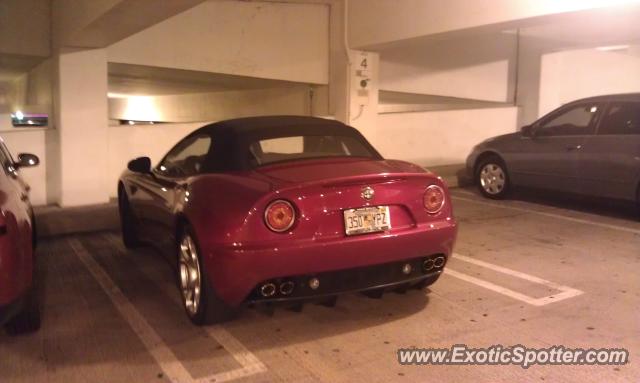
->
xmin=249 ymin=134 xmax=376 ymax=166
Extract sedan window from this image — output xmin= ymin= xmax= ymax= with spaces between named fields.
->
xmin=537 ymin=104 xmax=599 ymax=136
xmin=598 ymin=102 xmax=640 ymax=135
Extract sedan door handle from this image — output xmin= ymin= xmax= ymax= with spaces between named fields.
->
xmin=566 ymin=145 xmax=582 ymax=151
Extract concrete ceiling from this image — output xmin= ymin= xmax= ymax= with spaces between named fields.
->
xmin=516 ymin=6 xmax=640 ymax=49
xmin=369 ymin=3 xmax=640 ymax=54
xmin=57 ymin=0 xmax=208 ymax=48
xmin=108 ymin=63 xmax=312 ymax=96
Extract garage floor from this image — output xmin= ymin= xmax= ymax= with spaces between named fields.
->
xmin=1 ymin=188 xmax=639 ymax=382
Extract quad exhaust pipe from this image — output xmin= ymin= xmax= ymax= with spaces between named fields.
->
xmin=423 ymin=256 xmax=446 ymax=272
xmin=259 ymin=281 xmax=296 ymax=297
xmin=260 ymin=283 xmax=276 ymax=297
xmin=280 ymin=281 xmax=295 ymax=295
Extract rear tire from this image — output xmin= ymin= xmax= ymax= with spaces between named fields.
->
xmin=119 ymin=186 xmax=141 ymax=249
xmin=475 ymin=155 xmax=511 ymax=199
xmin=177 ymin=224 xmax=235 ymax=325
xmin=5 ymin=285 xmax=40 ymax=335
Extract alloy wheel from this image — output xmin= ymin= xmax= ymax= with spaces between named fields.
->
xmin=479 ymin=163 xmax=506 ymax=195
xmin=179 ymin=234 xmax=202 ymax=317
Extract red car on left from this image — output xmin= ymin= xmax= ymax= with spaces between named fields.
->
xmin=0 ymin=136 xmax=40 ymax=334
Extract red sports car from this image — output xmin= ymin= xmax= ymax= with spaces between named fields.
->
xmin=0 ymin=137 xmax=40 ymax=334
xmin=118 ymin=116 xmax=457 ymax=324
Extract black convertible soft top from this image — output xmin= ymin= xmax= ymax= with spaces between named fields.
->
xmin=185 ymin=116 xmax=382 ymax=172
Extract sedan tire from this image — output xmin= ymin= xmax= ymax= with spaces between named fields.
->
xmin=178 ymin=224 xmax=235 ymax=325
xmin=476 ymin=155 xmax=511 ymax=199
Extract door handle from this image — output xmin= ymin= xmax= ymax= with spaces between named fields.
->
xmin=566 ymin=145 xmax=582 ymax=151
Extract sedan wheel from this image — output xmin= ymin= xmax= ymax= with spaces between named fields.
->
xmin=476 ymin=157 xmax=510 ymax=199
xmin=179 ymin=234 xmax=202 ymax=317
xmin=480 ymin=164 xmax=506 ymax=194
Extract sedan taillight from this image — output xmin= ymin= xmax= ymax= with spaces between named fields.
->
xmin=264 ymin=200 xmax=296 ymax=232
xmin=423 ymin=185 xmax=445 ymax=214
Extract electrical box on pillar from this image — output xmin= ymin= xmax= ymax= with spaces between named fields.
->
xmin=354 ymin=51 xmax=371 ymax=106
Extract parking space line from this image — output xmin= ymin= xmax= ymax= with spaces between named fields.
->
xmin=68 ymin=238 xmax=196 ymax=383
xmin=451 ymin=194 xmax=640 ymax=235
xmin=445 ymin=253 xmax=584 ymax=306
xmin=197 ymin=327 xmax=266 ymax=383
xmin=104 ymin=234 xmax=267 ymax=383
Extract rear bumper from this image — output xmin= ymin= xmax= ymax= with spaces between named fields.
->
xmin=202 ymin=219 xmax=457 ymax=306
xmin=247 ymin=256 xmax=444 ymax=304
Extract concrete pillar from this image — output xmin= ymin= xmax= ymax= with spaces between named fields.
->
xmin=328 ymin=2 xmax=380 ymax=147
xmin=328 ymin=1 xmax=349 ymax=123
xmin=516 ymin=37 xmax=545 ymax=128
xmin=347 ymin=50 xmax=380 ymax=146
xmin=53 ymin=48 xmax=109 ymax=207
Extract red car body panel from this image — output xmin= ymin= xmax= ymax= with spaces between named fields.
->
xmin=0 ymin=144 xmax=35 ymax=321
xmin=120 ymin=117 xmax=457 ymax=307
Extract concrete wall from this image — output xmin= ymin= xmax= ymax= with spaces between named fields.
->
xmin=25 ymin=59 xmax=53 ymax=108
xmin=380 ymin=33 xmax=517 ymax=102
xmin=539 ymin=45 xmax=640 ymax=116
xmin=107 ymin=0 xmax=329 ymax=85
xmin=7 ymin=59 xmax=53 ymax=113
xmin=55 ymin=48 xmax=109 ymax=207
xmin=0 ymin=123 xmax=47 ymax=206
xmin=0 ymin=59 xmax=53 ymax=206
xmin=108 ymin=86 xmax=314 ymax=123
xmin=377 ymin=107 xmax=519 ymax=166
xmin=107 ymin=122 xmax=206 ymax=197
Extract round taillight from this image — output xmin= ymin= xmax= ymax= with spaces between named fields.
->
xmin=264 ymin=200 xmax=296 ymax=232
xmin=423 ymin=185 xmax=445 ymax=214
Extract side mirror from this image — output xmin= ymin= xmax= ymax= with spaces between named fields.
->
xmin=15 ymin=153 xmax=40 ymax=168
xmin=127 ymin=157 xmax=152 ymax=174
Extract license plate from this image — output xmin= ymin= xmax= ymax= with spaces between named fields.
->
xmin=343 ymin=206 xmax=391 ymax=236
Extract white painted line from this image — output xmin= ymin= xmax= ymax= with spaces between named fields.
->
xmin=445 ymin=252 xmax=584 ymax=306
xmin=455 ymin=253 xmax=568 ymax=289
xmin=199 ymin=327 xmax=267 ymax=383
xmin=451 ymin=194 xmax=640 ymax=235
xmin=445 ymin=269 xmax=545 ymax=306
xmin=68 ymin=238 xmax=196 ymax=383
xmin=104 ymin=234 xmax=267 ymax=383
